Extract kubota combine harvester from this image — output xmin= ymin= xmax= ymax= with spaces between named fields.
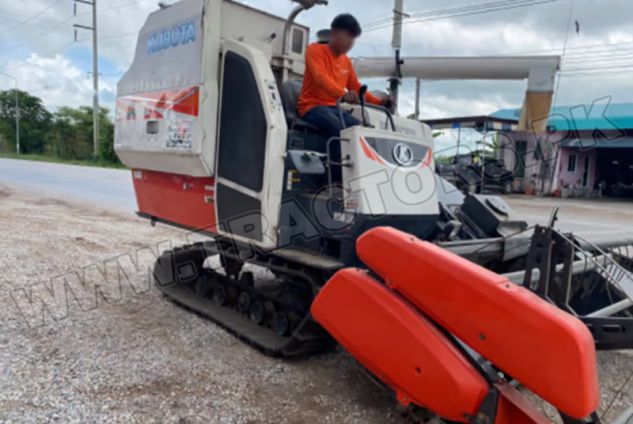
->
xmin=114 ymin=0 xmax=633 ymax=422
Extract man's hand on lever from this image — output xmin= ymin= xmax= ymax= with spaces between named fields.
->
xmin=380 ymin=95 xmax=394 ymax=109
xmin=342 ymin=91 xmax=360 ymax=104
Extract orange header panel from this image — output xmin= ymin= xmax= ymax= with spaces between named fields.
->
xmin=356 ymin=227 xmax=600 ymax=420
xmin=311 ymin=268 xmax=489 ymax=422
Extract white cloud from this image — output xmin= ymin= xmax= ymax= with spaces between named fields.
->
xmin=1 ymin=53 xmax=114 ymax=110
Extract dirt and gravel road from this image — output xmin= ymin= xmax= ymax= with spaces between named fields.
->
xmin=1 ymin=184 xmax=632 ymax=423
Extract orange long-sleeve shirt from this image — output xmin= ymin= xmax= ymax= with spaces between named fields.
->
xmin=297 ymin=43 xmax=382 ymax=117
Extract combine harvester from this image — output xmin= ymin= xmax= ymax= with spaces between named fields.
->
xmin=115 ymin=0 xmax=633 ymax=422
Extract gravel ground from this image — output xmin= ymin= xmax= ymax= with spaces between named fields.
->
xmin=0 ymin=184 xmax=632 ymax=423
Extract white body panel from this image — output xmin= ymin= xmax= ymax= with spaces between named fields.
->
xmin=214 ymin=40 xmax=288 ymax=249
xmin=221 ymin=1 xmax=308 ymax=76
xmin=115 ymin=0 xmax=219 ymax=176
xmin=344 ymin=104 xmax=435 ymax=139
xmin=114 ymin=0 xmax=307 ymax=177
xmin=341 ymin=126 xmax=439 ymax=217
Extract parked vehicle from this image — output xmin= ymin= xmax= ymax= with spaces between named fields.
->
xmin=437 ymin=152 xmax=514 ymax=194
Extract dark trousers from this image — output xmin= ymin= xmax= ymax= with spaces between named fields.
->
xmin=302 ymin=106 xmax=360 ymax=184
xmin=302 ymin=106 xmax=361 ymax=140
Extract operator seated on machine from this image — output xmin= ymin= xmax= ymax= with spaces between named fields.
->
xmin=297 ymin=13 xmax=391 ymax=140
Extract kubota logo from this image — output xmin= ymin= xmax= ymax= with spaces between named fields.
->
xmin=147 ymin=20 xmax=196 ymax=54
xmin=393 ymin=143 xmax=414 ymax=166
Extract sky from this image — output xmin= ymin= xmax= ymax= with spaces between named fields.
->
xmin=0 ymin=0 xmax=632 ymax=127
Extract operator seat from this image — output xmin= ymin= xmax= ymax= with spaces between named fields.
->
xmin=280 ymin=79 xmax=319 ymax=132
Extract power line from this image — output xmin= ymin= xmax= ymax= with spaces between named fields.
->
xmin=527 ymin=43 xmax=633 ymax=58
xmin=1 ymin=28 xmax=137 ymax=74
xmin=562 ymin=71 xmax=632 ymax=78
xmin=562 ymin=64 xmax=633 ymax=74
xmin=564 ymin=65 xmax=633 ymax=75
xmin=364 ymin=0 xmax=562 ymax=32
xmin=1 ymin=14 xmax=76 ymax=54
xmin=563 ymin=60 xmax=633 ymax=72
xmin=91 ymin=0 xmax=153 ymax=16
xmin=550 ymin=40 xmax=633 ymax=53
xmin=0 ymin=0 xmax=152 ymax=56
xmin=560 ymin=70 xmax=632 ymax=77
xmin=360 ymin=0 xmax=631 ymax=83
xmin=363 ymin=0 xmax=535 ymax=29
xmin=563 ymin=50 xmax=633 ymax=63
xmin=380 ymin=0 xmax=562 ymax=30
xmin=356 ymin=37 xmax=633 ymax=62
xmin=0 ymin=15 xmax=68 ymax=36
xmin=430 ymin=39 xmax=633 ymax=60
xmin=556 ymin=46 xmax=633 ymax=73
xmin=0 ymin=0 xmax=67 ymax=35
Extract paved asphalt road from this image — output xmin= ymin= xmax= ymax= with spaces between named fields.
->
xmin=0 ymin=158 xmax=136 ymax=213
xmin=0 ymin=157 xmax=631 ymax=237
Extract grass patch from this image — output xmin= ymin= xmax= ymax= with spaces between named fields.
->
xmin=0 ymin=152 xmax=127 ymax=169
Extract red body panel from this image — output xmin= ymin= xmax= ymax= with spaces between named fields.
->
xmin=116 ymin=86 xmax=200 ymax=121
xmin=132 ymin=169 xmax=217 ymax=232
xmin=356 ymin=227 xmax=600 ymax=420
xmin=311 ymin=268 xmax=489 ymax=423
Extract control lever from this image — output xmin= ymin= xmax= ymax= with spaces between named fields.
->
xmin=359 ymin=85 xmax=369 ymax=127
xmin=335 ymin=98 xmax=346 ymax=130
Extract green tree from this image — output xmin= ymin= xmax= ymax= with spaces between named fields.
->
xmin=0 ymin=89 xmax=52 ymax=154
xmin=48 ymin=106 xmax=93 ymax=160
xmin=48 ymin=106 xmax=118 ymax=163
xmin=98 ymin=109 xmax=117 ymax=164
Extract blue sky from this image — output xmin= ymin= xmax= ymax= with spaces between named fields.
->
xmin=1 ymin=0 xmax=633 ymax=127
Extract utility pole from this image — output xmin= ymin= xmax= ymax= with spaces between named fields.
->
xmin=391 ymin=0 xmax=404 ymax=51
xmin=74 ymin=0 xmax=99 ymax=159
xmin=0 ymin=72 xmax=20 ymax=154
xmin=390 ymin=0 xmax=407 ymax=113
xmin=414 ymin=77 xmax=421 ymax=120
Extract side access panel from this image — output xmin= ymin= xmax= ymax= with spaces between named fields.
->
xmin=311 ymin=268 xmax=489 ymax=423
xmin=356 ymin=227 xmax=600 ymax=420
xmin=214 ymin=39 xmax=287 ymax=250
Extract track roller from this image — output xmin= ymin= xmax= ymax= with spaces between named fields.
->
xmin=213 ymin=283 xmax=229 ymax=306
xmin=238 ymin=291 xmax=251 ymax=312
xmin=249 ymin=299 xmax=266 ymax=325
xmin=153 ymin=242 xmax=338 ymax=357
xmin=195 ymin=272 xmax=214 ymax=298
xmin=272 ymin=311 xmax=290 ymax=337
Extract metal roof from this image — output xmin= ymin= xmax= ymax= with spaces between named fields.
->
xmin=424 ymin=115 xmax=518 ymax=132
xmin=492 ymin=103 xmax=633 ymax=132
xmin=560 ymin=136 xmax=633 ymax=149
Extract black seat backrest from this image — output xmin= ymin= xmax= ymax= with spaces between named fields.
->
xmin=280 ymin=79 xmax=303 ymax=121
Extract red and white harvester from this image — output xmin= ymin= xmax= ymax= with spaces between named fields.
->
xmin=115 ymin=0 xmax=633 ymax=422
